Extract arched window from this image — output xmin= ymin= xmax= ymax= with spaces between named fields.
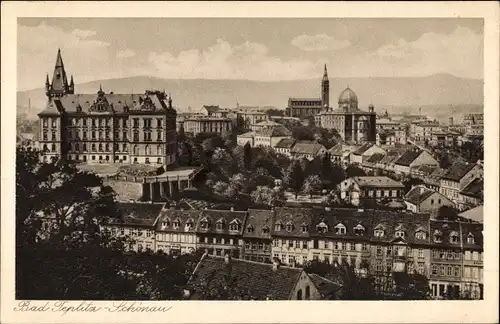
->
xmin=51 ymin=144 xmax=56 ymax=152
xmin=157 ymin=145 xmax=162 ymax=155
xmin=145 ymin=145 xmax=151 ymax=155
xmin=43 ymin=144 xmax=48 ymax=151
xmin=335 ymin=223 xmax=346 ymax=235
xmin=305 ymin=286 xmax=311 ymax=300
xmin=297 ymin=289 xmax=303 ymax=300
xmin=467 ymin=233 xmax=475 ymax=244
xmin=133 ymin=145 xmax=139 ymax=155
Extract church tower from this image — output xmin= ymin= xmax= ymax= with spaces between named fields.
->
xmin=45 ymin=49 xmax=74 ymax=100
xmin=321 ymin=64 xmax=329 ymax=109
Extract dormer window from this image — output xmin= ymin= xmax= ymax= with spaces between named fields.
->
xmin=216 ymin=219 xmax=225 ymax=230
xmin=185 ymin=219 xmax=194 ymax=231
xmin=433 ymin=230 xmax=443 ymax=243
xmin=274 ymin=222 xmax=283 ymax=232
xmin=286 ymin=222 xmax=294 ymax=232
xmin=161 ymin=219 xmax=170 ymax=230
xmin=354 ymin=224 xmax=365 ymax=235
xmin=246 ymin=225 xmax=255 ymax=233
xmin=395 ymin=230 xmax=405 ymax=239
xmin=467 ymin=233 xmax=475 ymax=244
xmin=301 ymin=224 xmax=309 ymax=233
xmin=449 ymin=231 xmax=459 ymax=244
xmin=415 ymin=230 xmax=427 ymax=240
xmin=334 ymin=223 xmax=346 ymax=235
xmin=229 ymin=219 xmax=241 ymax=232
xmin=262 ymin=226 xmax=270 ymax=234
xmin=173 ymin=220 xmax=180 ymax=230
xmin=316 ymin=222 xmax=328 ymax=234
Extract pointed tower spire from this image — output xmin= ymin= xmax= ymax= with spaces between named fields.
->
xmin=70 ymin=75 xmax=74 ymax=86
xmin=323 ymin=64 xmax=328 ymax=78
xmin=49 ymin=49 xmax=70 ymax=97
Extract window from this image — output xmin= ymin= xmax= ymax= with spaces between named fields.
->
xmin=274 ymin=223 xmax=282 ymax=231
xmin=362 ymin=243 xmax=368 ymax=251
xmin=335 ymin=224 xmax=346 ymax=235
xmin=432 ymin=265 xmax=438 ymax=275
xmin=439 ymin=265 xmax=445 ymax=276
xmin=216 ymin=221 xmax=224 ymax=230
xmin=395 ymin=230 xmax=405 ymax=239
xmin=433 ymin=231 xmax=443 ymax=243
xmin=301 ymin=224 xmax=308 ymax=233
xmin=376 ymin=246 xmax=383 ymax=256
xmin=374 ymin=229 xmax=384 ymax=237
xmin=305 ymin=286 xmax=310 ymax=300
xmin=353 ymin=224 xmax=365 ymax=235
xmin=286 ymin=222 xmax=294 ymax=232
xmin=447 ymin=265 xmax=453 ymax=276
xmin=262 ymin=226 xmax=270 ymax=234
xmin=297 ymin=289 xmax=303 ymax=300
xmin=173 ymin=221 xmax=180 ymax=229
xmin=418 ymin=249 xmax=424 ymax=259
xmin=246 ymin=225 xmax=254 ymax=233
xmin=450 ymin=231 xmax=459 ymax=244
xmin=467 ymin=233 xmax=475 ymax=244
xmin=415 ymin=231 xmax=426 ymax=240
xmin=454 ymin=266 xmax=460 ymax=277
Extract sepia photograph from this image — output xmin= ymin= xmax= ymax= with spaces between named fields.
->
xmin=2 ymin=2 xmax=499 ymax=324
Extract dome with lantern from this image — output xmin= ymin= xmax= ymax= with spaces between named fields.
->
xmin=338 ymin=87 xmax=359 ymax=110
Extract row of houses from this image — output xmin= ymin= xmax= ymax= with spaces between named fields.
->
xmin=101 ymin=203 xmax=484 ymax=300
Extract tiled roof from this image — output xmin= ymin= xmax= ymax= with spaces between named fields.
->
xmin=352 ymin=176 xmax=404 ymax=188
xmin=428 ymin=219 xmax=482 ymax=250
xmin=178 ymin=199 xmax=235 ymax=211
xmin=365 ymin=153 xmax=385 ymax=163
xmin=459 ymin=178 xmax=483 ymax=198
xmin=458 ymin=206 xmax=483 ymax=223
xmin=243 ymin=209 xmax=274 ymax=240
xmin=187 ymin=255 xmax=302 ymax=300
xmin=107 ymin=202 xmax=164 ymax=227
xmin=255 ymin=120 xmax=281 ymax=127
xmin=404 ymin=185 xmax=436 ymax=205
xmin=441 ymin=162 xmax=479 ymax=181
xmin=309 ymin=273 xmax=341 ymax=298
xmin=258 ymin=125 xmax=291 ymax=137
xmin=274 ymin=138 xmax=296 ymax=149
xmin=238 ymin=131 xmax=255 ymax=138
xmin=394 ymin=149 xmax=422 ymax=166
xmin=371 ymin=211 xmax=431 ymax=244
xmin=196 ymin=209 xmax=249 ymax=236
xmin=352 ymin=143 xmax=373 ymax=155
xmin=39 ymin=92 xmax=170 ymax=115
xmin=202 ymin=105 xmax=221 ymax=113
xmin=272 ymin=207 xmax=314 ymax=238
xmin=309 ymin=209 xmax=373 ymax=241
xmin=156 ymin=209 xmax=201 ymax=233
xmin=379 ymin=151 xmax=402 ymax=164
xmin=413 ymin=165 xmax=437 ymax=175
xmin=289 ymin=97 xmax=322 ymax=102
xmin=290 ymin=141 xmax=325 ymax=155
xmin=327 ymin=144 xmax=343 ymax=155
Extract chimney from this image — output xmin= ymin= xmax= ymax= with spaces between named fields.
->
xmin=272 ymin=258 xmax=280 ymax=271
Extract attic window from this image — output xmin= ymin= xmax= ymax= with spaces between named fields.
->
xmin=274 ymin=222 xmax=283 ymax=232
xmin=286 ymin=222 xmax=294 ymax=232
xmin=229 ymin=219 xmax=241 ymax=232
xmin=354 ymin=224 xmax=365 ymax=235
xmin=433 ymin=230 xmax=443 ymax=243
xmin=374 ymin=229 xmax=384 ymax=237
xmin=467 ymin=233 xmax=475 ymax=244
xmin=395 ymin=230 xmax=405 ymax=239
xmin=415 ymin=230 xmax=427 ymax=240
xmin=301 ymin=224 xmax=309 ymax=233
xmin=262 ymin=226 xmax=270 ymax=234
xmin=172 ymin=220 xmax=180 ymax=230
xmin=200 ymin=220 xmax=209 ymax=230
xmin=449 ymin=231 xmax=459 ymax=244
xmin=246 ymin=225 xmax=254 ymax=233
xmin=185 ymin=219 xmax=194 ymax=230
xmin=216 ymin=219 xmax=225 ymax=230
xmin=334 ymin=223 xmax=346 ymax=235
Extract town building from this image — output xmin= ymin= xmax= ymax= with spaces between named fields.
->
xmin=195 ymin=209 xmax=248 ymax=259
xmin=462 ymin=113 xmax=483 ymax=125
xmin=38 ymin=50 xmax=177 ymax=167
xmin=236 ymin=121 xmax=292 ymax=148
xmin=340 ymin=176 xmax=405 ymax=206
xmin=101 ymin=202 xmax=164 ymax=252
xmin=289 ymin=141 xmax=327 ymax=160
xmin=180 ymin=115 xmax=233 ymax=135
xmin=376 ymin=128 xmax=407 ymax=146
xmin=316 ymin=88 xmax=377 ymax=144
xmin=236 ymin=110 xmax=269 ymax=129
xmin=241 ymin=209 xmax=274 ymax=263
xmin=155 ymin=209 xmax=199 ymax=255
xmin=286 ymin=65 xmax=329 ymax=119
xmin=458 ymin=178 xmax=483 ymax=211
xmin=393 ymin=149 xmax=439 ymax=175
xmin=439 ymin=161 xmax=483 ymax=210
xmin=404 ymin=185 xmax=454 ymax=213
xmin=184 ymin=254 xmax=322 ymax=300
xmin=273 ymin=138 xmax=297 ymax=157
xmin=350 ymin=143 xmax=386 ymax=164
xmin=458 ymin=206 xmax=483 ymax=223
xmin=409 ymin=121 xmax=442 ymax=145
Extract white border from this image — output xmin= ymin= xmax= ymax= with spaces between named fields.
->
xmin=2 ymin=2 xmax=499 ymax=323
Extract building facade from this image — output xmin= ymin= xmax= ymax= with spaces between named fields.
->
xmin=38 ymin=50 xmax=177 ymax=167
xmin=286 ymin=65 xmax=329 ymax=119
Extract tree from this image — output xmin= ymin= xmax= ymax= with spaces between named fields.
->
xmin=243 ymin=142 xmax=252 ymax=171
xmin=265 ymin=108 xmax=285 ymax=117
xmin=402 ymin=177 xmax=425 ymax=193
xmin=213 ymin=181 xmax=229 ymax=197
xmin=283 ymin=160 xmax=305 ymax=199
xmin=302 ymin=175 xmax=323 ymax=198
xmin=436 ymin=205 xmax=459 ymax=221
xmin=345 ymin=165 xmax=367 ymax=178
xmin=393 ymin=272 xmax=431 ymax=300
xmin=439 ymin=154 xmax=453 ymax=169
xmin=250 ymin=186 xmax=286 ymax=207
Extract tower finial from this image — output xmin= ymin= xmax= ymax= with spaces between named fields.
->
xmin=45 ymin=73 xmax=50 ymax=85
xmin=324 ymin=64 xmax=328 ymax=75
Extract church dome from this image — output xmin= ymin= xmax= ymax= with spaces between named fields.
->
xmin=338 ymin=87 xmax=358 ymax=104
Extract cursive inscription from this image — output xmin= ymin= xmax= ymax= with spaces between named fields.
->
xmin=14 ymin=301 xmax=173 ymax=315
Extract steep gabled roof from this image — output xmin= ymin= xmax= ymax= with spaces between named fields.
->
xmin=394 ymin=149 xmax=422 ymax=166
xmin=274 ymin=138 xmax=296 ymax=149
xmin=404 ymin=185 xmax=437 ymax=205
xmin=352 ymin=176 xmax=404 ymax=188
xmin=291 ymin=141 xmax=325 ymax=155
xmin=243 ymin=209 xmax=274 ymax=239
xmin=459 ymin=178 xmax=483 ymax=199
xmin=352 ymin=143 xmax=374 ymax=155
xmin=106 ymin=202 xmax=164 ymax=227
xmin=442 ymin=162 xmax=479 ymax=182
xmin=187 ymin=255 xmax=303 ymax=300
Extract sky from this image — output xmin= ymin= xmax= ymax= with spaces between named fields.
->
xmin=17 ymin=18 xmax=484 ymax=91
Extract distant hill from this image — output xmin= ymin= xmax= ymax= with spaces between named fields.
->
xmin=17 ymin=74 xmax=483 ymax=122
